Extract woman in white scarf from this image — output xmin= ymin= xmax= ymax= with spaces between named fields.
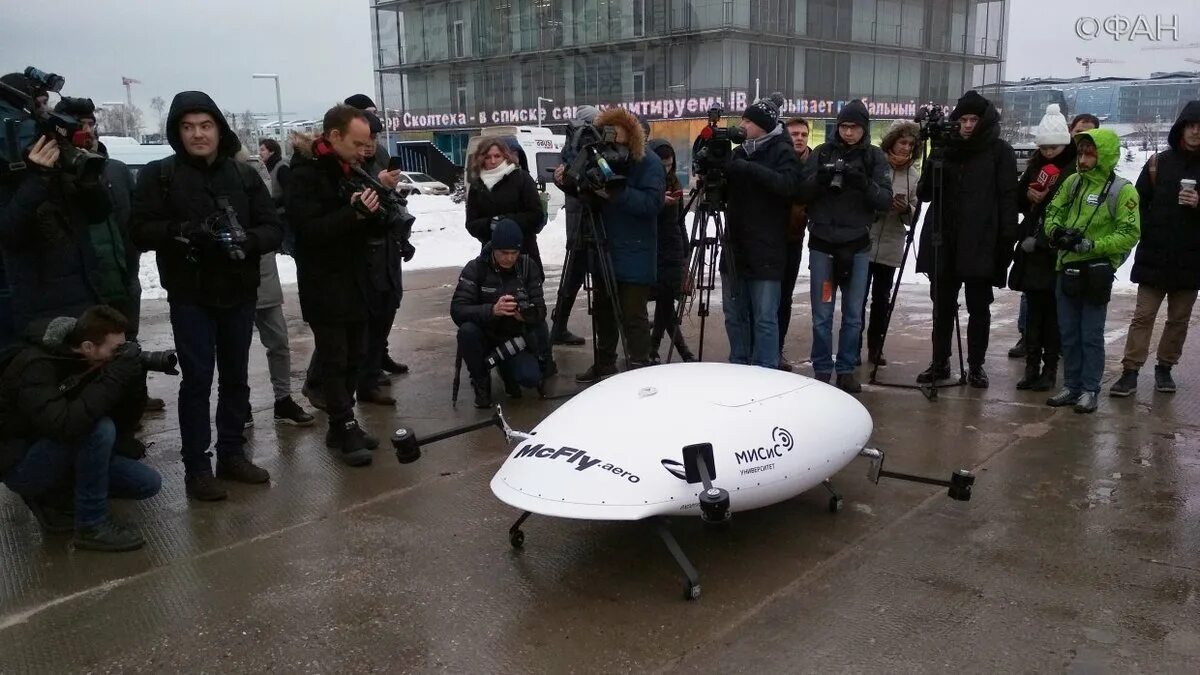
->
xmin=464 ymin=140 xmax=545 ymax=264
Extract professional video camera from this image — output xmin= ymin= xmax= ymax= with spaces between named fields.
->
xmin=0 ymin=67 xmax=106 ymax=182
xmin=349 ymin=164 xmax=417 ymax=234
xmin=689 ymin=104 xmax=746 ymax=210
xmin=562 ymin=124 xmax=630 ymax=195
xmin=914 ymin=103 xmax=961 ymax=146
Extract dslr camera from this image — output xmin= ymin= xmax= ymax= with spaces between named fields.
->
xmin=0 ymin=66 xmax=106 ymax=182
xmin=562 ymin=124 xmax=631 ymax=195
xmin=1049 ymin=227 xmax=1085 ymax=251
xmin=914 ymin=103 xmax=961 ymax=146
xmin=117 ymin=342 xmax=179 ymax=375
xmin=349 ymin=165 xmax=417 ymax=236
xmin=823 ymin=158 xmax=847 ymax=192
xmin=513 ymin=287 xmax=539 ymax=324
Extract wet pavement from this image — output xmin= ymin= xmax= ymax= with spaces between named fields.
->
xmin=1 ymin=267 xmax=1198 ymax=673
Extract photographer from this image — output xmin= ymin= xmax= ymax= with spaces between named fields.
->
xmin=1111 ymin=101 xmax=1200 ymax=397
xmin=800 ymin=100 xmax=892 ymax=391
xmin=131 ymin=91 xmax=283 ymax=500
xmin=286 ymin=105 xmax=394 ymax=468
xmin=778 ymin=117 xmax=812 ymax=371
xmin=915 ymin=91 xmax=1018 ymax=388
xmin=451 ymin=219 xmax=546 ymax=408
xmin=1042 ymin=128 xmax=1140 ymax=413
xmin=549 ymin=106 xmax=600 ymax=347
xmin=0 ymin=307 xmax=161 ymax=551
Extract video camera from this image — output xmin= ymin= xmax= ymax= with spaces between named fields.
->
xmin=349 ymin=165 xmax=417 ymax=237
xmin=690 ymin=104 xmax=746 ymax=209
xmin=0 ymin=66 xmax=106 ymax=182
xmin=562 ymin=124 xmax=630 ymax=195
xmin=914 ymin=104 xmax=961 ymax=146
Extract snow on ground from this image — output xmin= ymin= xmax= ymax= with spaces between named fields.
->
xmin=137 ymin=149 xmax=1156 ymax=301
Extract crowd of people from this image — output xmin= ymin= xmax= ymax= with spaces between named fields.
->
xmin=0 ymin=68 xmax=1197 ymax=554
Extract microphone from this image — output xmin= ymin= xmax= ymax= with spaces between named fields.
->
xmin=1032 ymin=164 xmax=1060 ymax=192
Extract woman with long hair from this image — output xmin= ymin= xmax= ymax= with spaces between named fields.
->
xmin=465 ymin=139 xmax=544 ymax=263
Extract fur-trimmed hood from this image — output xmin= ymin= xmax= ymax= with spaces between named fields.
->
xmin=881 ymin=120 xmax=920 ymax=168
xmin=290 ymin=131 xmax=317 ymax=159
xmin=594 ymin=108 xmax=646 ymax=161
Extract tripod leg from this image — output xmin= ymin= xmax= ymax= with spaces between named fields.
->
xmin=655 ymin=517 xmax=701 ymax=600
xmin=954 ymin=304 xmax=967 ymax=384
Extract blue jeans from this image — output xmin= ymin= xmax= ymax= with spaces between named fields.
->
xmin=722 ymin=276 xmax=781 ymax=368
xmin=1056 ymin=275 xmax=1108 ymax=394
xmin=3 ymin=418 xmax=161 ymax=527
xmin=809 ymin=250 xmax=870 ymax=375
xmin=169 ymin=300 xmax=256 ymax=475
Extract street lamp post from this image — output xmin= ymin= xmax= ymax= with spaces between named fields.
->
xmin=537 ymin=97 xmax=554 ymax=127
xmin=252 ymin=73 xmax=285 ymax=151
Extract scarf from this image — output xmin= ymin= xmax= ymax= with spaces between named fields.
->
xmin=479 ymin=161 xmax=517 ymax=190
xmin=314 ymin=138 xmax=350 ymax=177
xmin=742 ymin=123 xmax=784 ymax=157
xmin=887 ymin=149 xmax=914 ymax=170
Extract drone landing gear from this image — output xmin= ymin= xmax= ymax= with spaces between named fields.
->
xmin=822 ymin=479 xmax=844 ymax=513
xmin=655 ymin=518 xmax=702 ymax=601
xmin=508 ymin=511 xmax=531 ymax=549
xmin=859 ymin=448 xmax=975 ymax=501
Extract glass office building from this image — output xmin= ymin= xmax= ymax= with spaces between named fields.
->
xmin=371 ymin=0 xmax=1008 ymax=159
xmin=980 ymin=73 xmax=1200 ymax=131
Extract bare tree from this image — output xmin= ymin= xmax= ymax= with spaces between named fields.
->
xmin=150 ymin=96 xmax=166 ymax=136
xmin=96 ymin=104 xmax=145 ymax=140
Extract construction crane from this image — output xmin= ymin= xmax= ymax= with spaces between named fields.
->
xmin=121 ymin=76 xmax=140 ymax=111
xmin=1076 ymin=57 xmax=1122 ymax=78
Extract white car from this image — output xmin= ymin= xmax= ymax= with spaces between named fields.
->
xmin=396 ymin=171 xmax=450 ymax=196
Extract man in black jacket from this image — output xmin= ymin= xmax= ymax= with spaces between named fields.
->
xmin=0 ymin=306 xmax=161 ymax=551
xmin=800 ymin=100 xmax=892 ymax=392
xmin=720 ymin=98 xmax=803 ymax=369
xmin=131 ymin=91 xmax=283 ymax=501
xmin=1111 ymin=101 xmax=1200 ymax=397
xmin=915 ymin=90 xmax=1018 ymax=388
xmin=451 ymin=219 xmax=546 ymax=408
xmin=286 ymin=105 xmax=391 ymax=467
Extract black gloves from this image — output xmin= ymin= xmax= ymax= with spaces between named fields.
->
xmin=104 ymin=342 xmax=145 ymax=384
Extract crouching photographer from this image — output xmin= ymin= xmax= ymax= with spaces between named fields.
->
xmin=1043 ymin=128 xmax=1140 ymax=413
xmin=0 ymin=306 xmax=166 ymax=552
xmin=451 ymin=220 xmax=546 ymax=408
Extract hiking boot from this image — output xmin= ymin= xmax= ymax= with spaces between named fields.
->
xmin=144 ymin=397 xmax=166 ymax=412
xmin=325 ymin=420 xmax=373 ymax=467
xmin=22 ymin=497 xmax=74 ymax=534
xmin=1109 ymin=369 xmax=1139 ymax=397
xmin=274 ymin=396 xmax=315 ymax=427
xmin=356 ymin=387 xmax=396 ymax=406
xmin=576 ymin=363 xmax=618 ymax=383
xmin=1073 ymin=391 xmax=1099 ymax=414
xmin=916 ymin=361 xmax=952 ymax=384
xmin=302 ymin=382 xmax=328 ymax=411
xmin=1031 ymin=360 xmax=1058 ymax=392
xmin=1046 ymin=388 xmax=1082 ymax=408
xmin=1155 ymin=364 xmax=1177 ymax=393
xmin=72 ymin=521 xmax=145 ymax=553
xmin=1016 ymin=360 xmax=1041 ymax=390
xmin=216 ymin=455 xmax=271 ymax=484
xmin=967 ymin=365 xmax=989 ymax=388
xmin=813 ymin=371 xmax=833 ymax=383
xmin=382 ymin=356 xmax=409 ymax=375
xmin=836 ymin=373 xmax=862 ymax=393
xmin=472 ymin=377 xmax=492 ymax=409
xmin=185 ymin=473 xmax=228 ymax=502
xmin=1007 ymin=336 xmax=1026 ymax=359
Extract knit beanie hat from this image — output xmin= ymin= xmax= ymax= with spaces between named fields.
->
xmin=491 ymin=218 xmax=523 ymax=251
xmin=837 ymin=99 xmax=870 ymax=130
xmin=344 ymin=93 xmax=376 ymax=110
xmin=742 ymin=98 xmax=780 ymax=133
xmin=950 ymin=90 xmax=989 ymax=119
xmin=574 ymin=105 xmax=600 ymax=123
xmin=1034 ymin=104 xmax=1071 ymax=146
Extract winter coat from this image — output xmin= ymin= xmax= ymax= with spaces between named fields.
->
xmin=724 ymin=128 xmax=803 ymax=280
xmin=0 ymin=318 xmax=144 ymax=477
xmin=1043 ymin=129 xmax=1140 ymax=271
xmin=868 ymin=162 xmax=920 ymax=269
xmin=787 ymin=147 xmax=812 ymax=244
xmin=1008 ymin=144 xmax=1078 ymax=292
xmin=916 ymin=100 xmax=1019 ymax=285
xmin=802 ymin=137 xmax=893 ymax=252
xmin=450 ymin=246 xmax=546 ymax=344
xmin=286 ymin=136 xmax=404 ymax=324
xmin=648 ymin=140 xmax=688 ymax=284
xmin=465 ymin=166 xmax=544 ymax=263
xmin=131 ymin=91 xmax=282 ymax=308
xmin=1130 ymin=101 xmax=1200 ymax=290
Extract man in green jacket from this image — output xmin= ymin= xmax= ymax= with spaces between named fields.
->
xmin=1042 ymin=128 xmax=1140 ymax=413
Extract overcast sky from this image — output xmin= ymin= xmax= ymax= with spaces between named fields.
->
xmin=2 ymin=0 xmax=1196 ymax=124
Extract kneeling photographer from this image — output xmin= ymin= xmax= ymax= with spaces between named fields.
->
xmin=1042 ymin=129 xmax=1140 ymax=414
xmin=0 ymin=306 xmax=164 ymax=552
xmin=451 ymin=220 xmax=546 ymax=408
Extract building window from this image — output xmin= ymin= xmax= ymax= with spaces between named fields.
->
xmin=633 ymin=0 xmax=646 ymax=37
xmin=632 ymin=70 xmax=645 ymax=99
xmin=452 ymin=20 xmax=466 ymax=58
xmin=723 ymin=0 xmax=735 ymax=25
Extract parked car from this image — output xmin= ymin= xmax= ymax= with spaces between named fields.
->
xmin=395 ymin=171 xmax=450 ymax=196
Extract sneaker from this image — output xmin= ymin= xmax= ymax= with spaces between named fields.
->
xmin=1074 ymin=391 xmax=1099 ymax=414
xmin=22 ymin=497 xmax=74 ymax=534
xmin=302 ymin=382 xmax=328 ymax=411
xmin=1110 ymin=369 xmax=1138 ymax=397
xmin=274 ymin=396 xmax=316 ymax=427
xmin=1154 ymin=364 xmax=1176 ymax=393
xmin=243 ymin=416 xmax=255 ymax=430
xmin=216 ymin=455 xmax=271 ymax=484
xmin=916 ymin=361 xmax=951 ymax=384
xmin=185 ymin=473 xmax=228 ymax=501
xmin=382 ymin=356 xmax=410 ymax=375
xmin=325 ymin=420 xmax=373 ymax=467
xmin=968 ymin=365 xmax=989 ymax=389
xmin=1008 ymin=336 xmax=1026 ymax=359
xmin=551 ymin=330 xmax=586 ymax=346
xmin=1046 ymin=388 xmax=1082 ymax=408
xmin=356 ymin=387 xmax=396 ymax=406
xmin=836 ymin=373 xmax=862 ymax=393
xmin=144 ymin=397 xmax=166 ymax=412
xmin=72 ymin=521 xmax=145 ymax=553
xmin=576 ymin=363 xmax=618 ymax=383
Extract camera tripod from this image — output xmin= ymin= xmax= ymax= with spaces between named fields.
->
xmin=569 ymin=198 xmax=633 ymax=373
xmin=664 ymin=178 xmax=733 ymax=364
xmin=868 ymin=144 xmax=967 ymax=401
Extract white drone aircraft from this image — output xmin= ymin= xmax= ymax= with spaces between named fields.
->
xmin=392 ymin=362 xmax=973 ymax=600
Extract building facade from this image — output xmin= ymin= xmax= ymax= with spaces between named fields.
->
xmin=371 ymin=0 xmax=1008 ymax=163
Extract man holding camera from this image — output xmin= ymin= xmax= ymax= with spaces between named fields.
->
xmin=800 ymin=100 xmax=892 ymax=391
xmin=132 ymin=91 xmax=283 ymax=500
xmin=452 ymin=219 xmax=546 ymax=408
xmin=0 ymin=306 xmax=161 ymax=551
xmin=915 ymin=91 xmax=1018 ymax=388
xmin=720 ymin=98 xmax=802 ymax=369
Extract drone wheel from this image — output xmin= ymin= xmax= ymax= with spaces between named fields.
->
xmin=684 ymin=583 xmax=701 ymax=601
xmin=828 ymin=496 xmax=843 ymax=513
xmin=509 ymin=529 xmax=525 ymax=549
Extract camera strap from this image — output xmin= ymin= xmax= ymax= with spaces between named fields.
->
xmin=1064 ymin=171 xmax=1118 ymax=239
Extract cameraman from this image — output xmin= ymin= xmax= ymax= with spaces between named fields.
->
xmin=720 ymin=98 xmax=803 ymax=370
xmin=451 ymin=219 xmax=545 ymax=408
xmin=778 ymin=117 xmax=812 ymax=371
xmin=1042 ymin=128 xmax=1139 ymax=413
xmin=800 ymin=100 xmax=892 ymax=391
xmin=0 ymin=306 xmax=161 ymax=551
xmin=915 ymin=91 xmax=1018 ymax=388
xmin=131 ymin=91 xmax=283 ymax=501
xmin=549 ymin=105 xmax=600 ymax=347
